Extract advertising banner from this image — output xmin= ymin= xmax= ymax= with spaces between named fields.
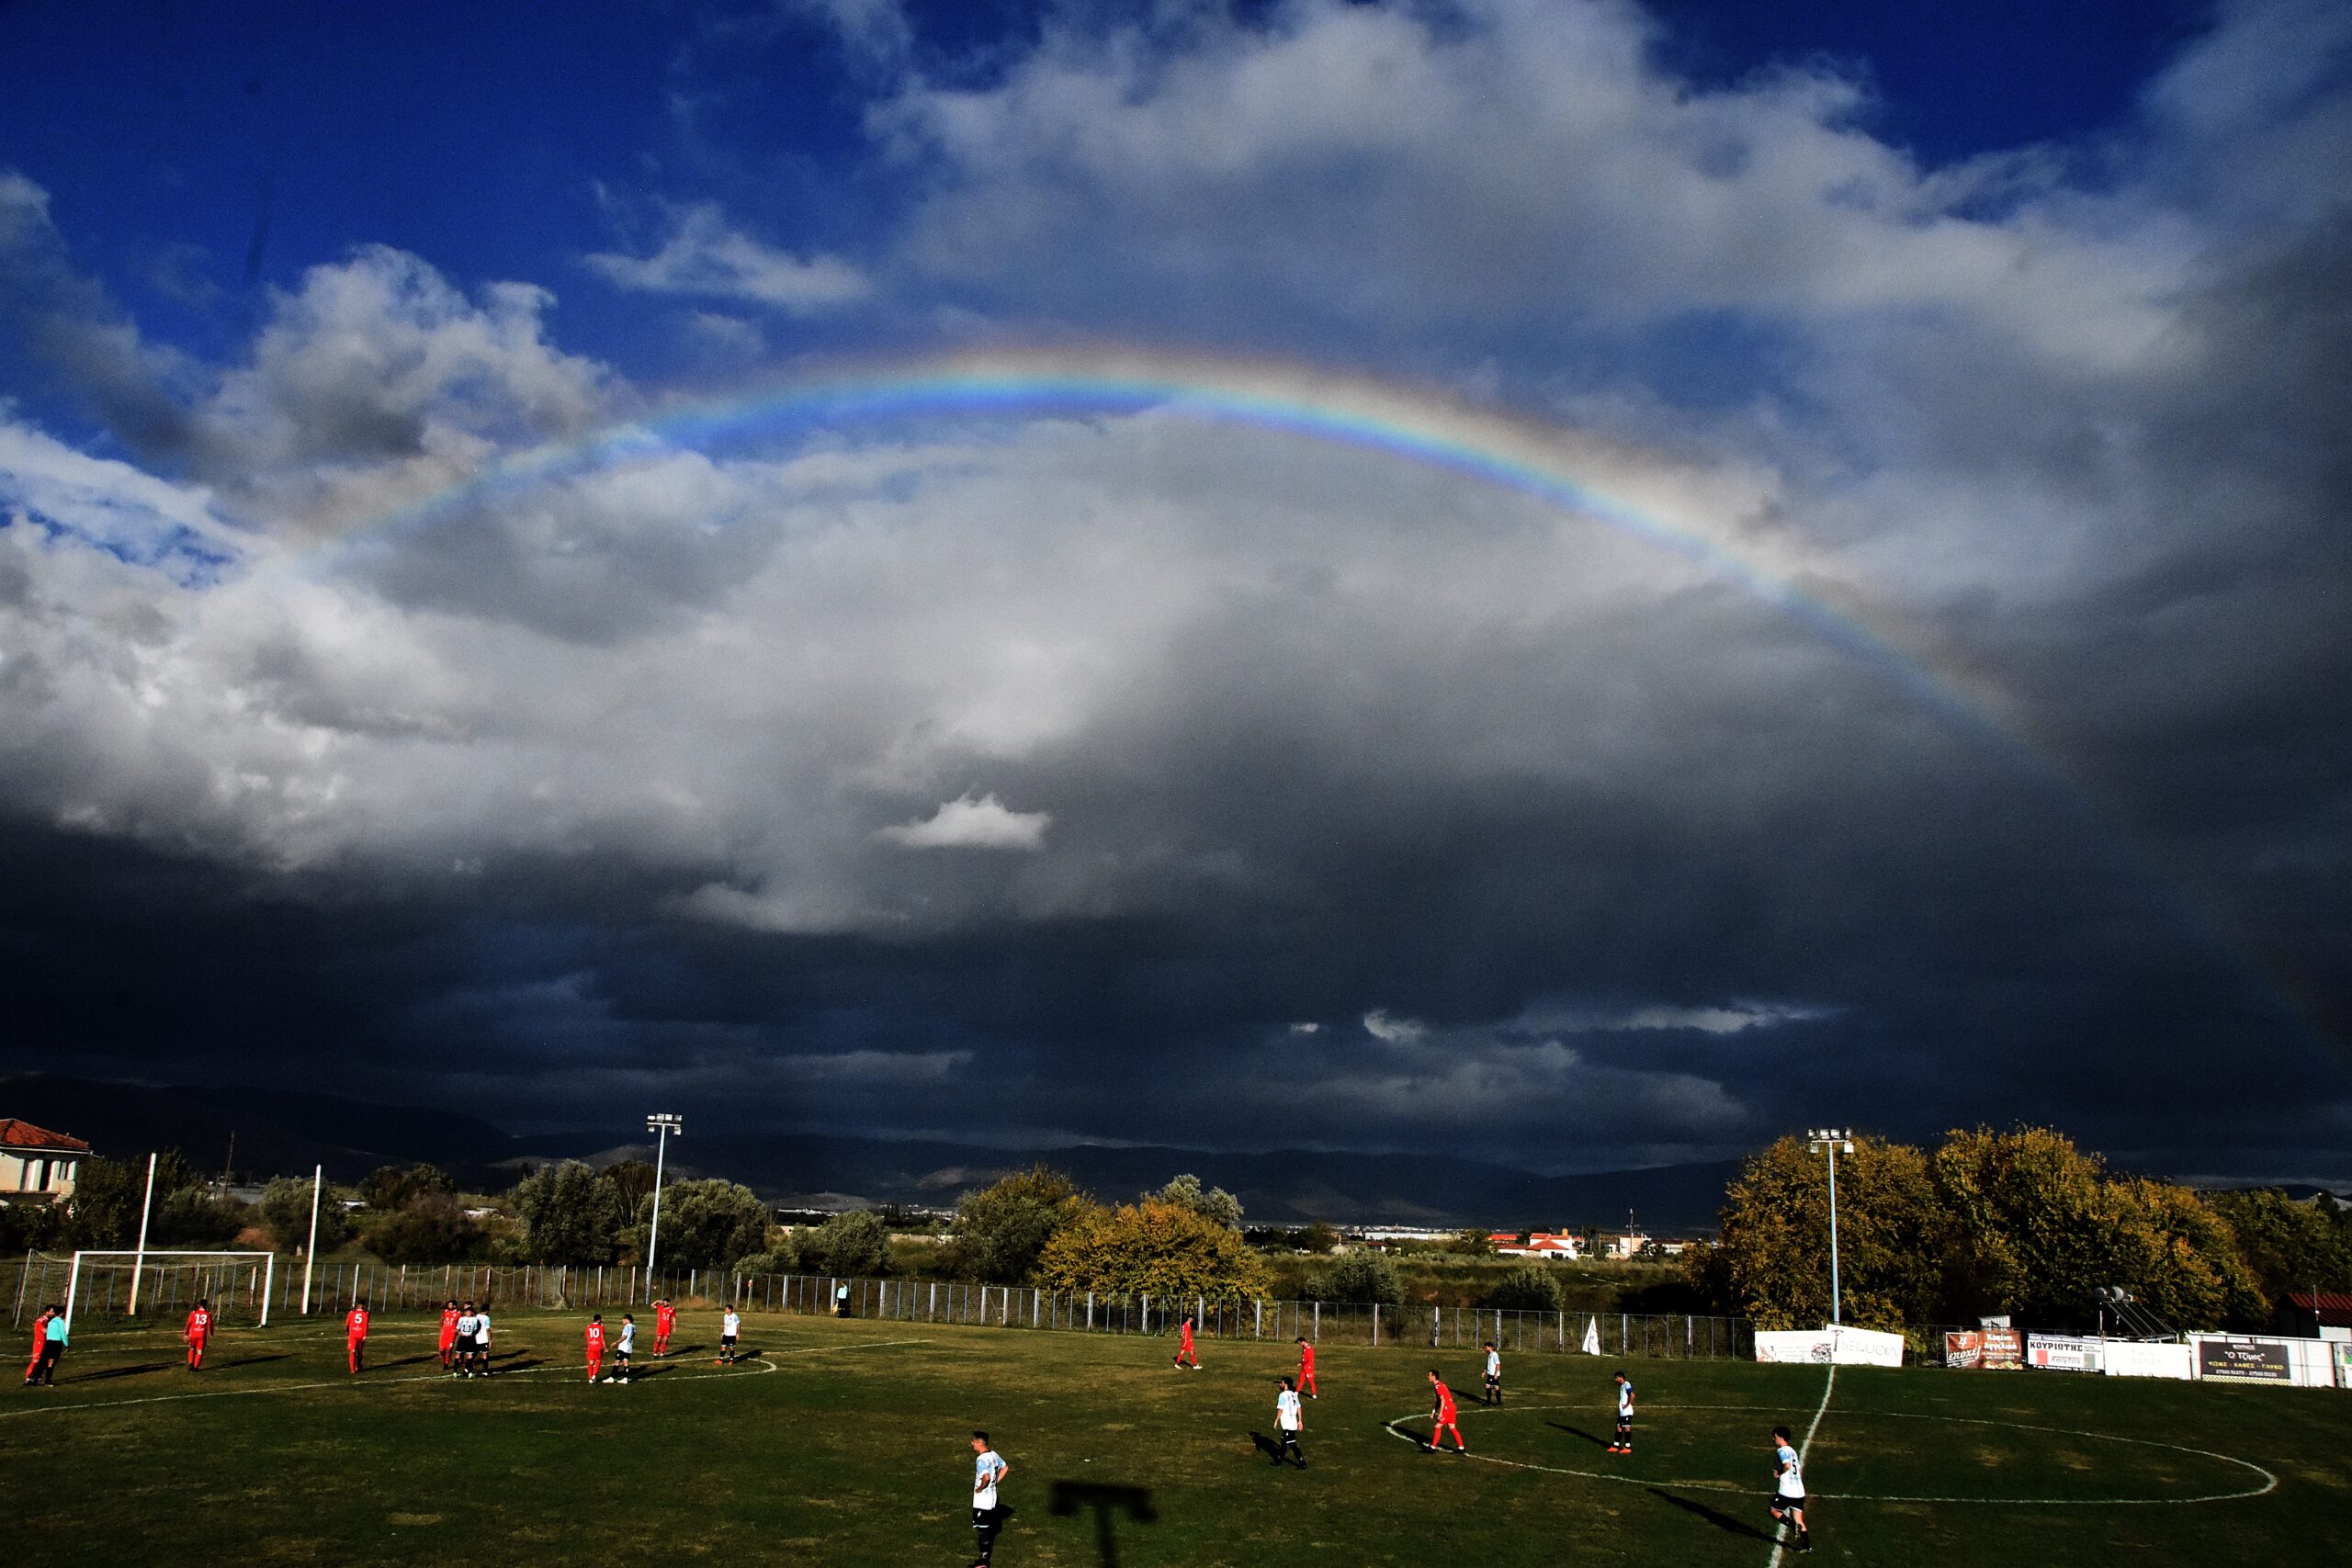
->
xmin=2197 ymin=1336 xmax=2293 ymax=1383
xmin=2334 ymin=1342 xmax=2351 ymax=1389
xmin=2026 ymin=1333 xmax=2102 ymax=1372
xmin=1756 ymin=1326 xmax=1905 ymax=1367
xmin=2101 ymin=1341 xmax=2194 ymax=1381
xmin=1945 ymin=1329 xmax=2021 ymax=1369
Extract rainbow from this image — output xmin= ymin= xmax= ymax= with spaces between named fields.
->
xmin=311 ymin=343 xmax=2330 ymax=1055
xmin=331 ymin=344 xmax=2014 ymax=739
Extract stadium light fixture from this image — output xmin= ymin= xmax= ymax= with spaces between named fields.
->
xmin=1806 ymin=1128 xmax=1856 ymax=1325
xmin=644 ymin=1113 xmax=684 ymax=1302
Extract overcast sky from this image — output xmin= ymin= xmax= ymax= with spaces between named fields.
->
xmin=1 ymin=0 xmax=2346 ymax=1179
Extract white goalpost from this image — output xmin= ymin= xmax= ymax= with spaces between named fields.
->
xmin=62 ymin=1251 xmax=276 ymax=1333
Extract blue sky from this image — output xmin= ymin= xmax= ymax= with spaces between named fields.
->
xmin=0 ymin=0 xmax=2346 ymax=1177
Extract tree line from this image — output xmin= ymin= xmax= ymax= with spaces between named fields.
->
xmin=1688 ymin=1125 xmax=2352 ymax=1334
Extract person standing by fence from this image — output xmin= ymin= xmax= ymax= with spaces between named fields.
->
xmin=1172 ymin=1313 xmax=1200 ymax=1371
xmin=1295 ymin=1336 xmax=1317 ymax=1398
xmin=345 ymin=1302 xmax=370 ymax=1375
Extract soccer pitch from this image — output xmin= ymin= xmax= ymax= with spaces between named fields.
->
xmin=6 ymin=1308 xmax=2346 ymax=1566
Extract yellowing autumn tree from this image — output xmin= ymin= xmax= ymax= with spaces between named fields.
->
xmin=1036 ymin=1199 xmax=1271 ymax=1301
xmin=1711 ymin=1134 xmax=1940 ymax=1331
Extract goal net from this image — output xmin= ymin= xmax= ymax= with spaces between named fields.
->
xmin=26 ymin=1251 xmax=277 ymax=1333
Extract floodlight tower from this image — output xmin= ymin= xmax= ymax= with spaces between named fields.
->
xmin=1807 ymin=1128 xmax=1856 ymax=1325
xmin=643 ymin=1112 xmax=684 ymax=1302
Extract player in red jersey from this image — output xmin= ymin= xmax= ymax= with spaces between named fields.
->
xmin=584 ymin=1314 xmax=606 ymax=1382
xmin=23 ymin=1304 xmax=53 ymax=1386
xmin=1424 ymin=1370 xmax=1466 ymax=1454
xmin=345 ymin=1303 xmax=370 ymax=1374
xmin=653 ymin=1297 xmax=675 ymax=1356
xmin=185 ymin=1299 xmax=214 ymax=1371
xmin=1171 ymin=1313 xmax=1201 ymax=1371
xmin=438 ymin=1299 xmax=460 ymax=1368
xmin=1295 ymin=1336 xmax=1318 ymax=1398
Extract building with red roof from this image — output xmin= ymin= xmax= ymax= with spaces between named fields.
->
xmin=1 ymin=1119 xmax=92 ymax=1202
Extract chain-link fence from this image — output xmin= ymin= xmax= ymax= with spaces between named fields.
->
xmin=8 ymin=1252 xmax=1753 ymax=1359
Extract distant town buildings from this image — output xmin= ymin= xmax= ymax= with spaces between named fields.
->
xmin=0 ymin=1118 xmax=91 ymax=1201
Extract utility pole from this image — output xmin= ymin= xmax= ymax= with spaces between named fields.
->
xmin=1806 ymin=1129 xmax=1855 ymax=1325
xmin=644 ymin=1113 xmax=684 ymax=1303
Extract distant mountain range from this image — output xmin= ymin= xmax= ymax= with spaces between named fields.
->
xmin=0 ymin=1072 xmax=1736 ymax=1230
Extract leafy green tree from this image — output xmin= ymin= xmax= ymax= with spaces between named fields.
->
xmin=1714 ymin=1134 xmax=1939 ymax=1331
xmin=512 ymin=1160 xmax=626 ymax=1265
xmin=1152 ymin=1173 xmax=1244 ymax=1230
xmin=1297 ymin=1221 xmax=1341 ymax=1254
xmin=155 ymin=1186 xmax=250 ymax=1246
xmin=797 ymin=1210 xmax=891 ymax=1276
xmin=357 ymin=1163 xmax=456 ymax=1213
xmin=953 ymin=1165 xmax=1088 ymax=1283
xmin=1479 ymin=1263 xmax=1564 ymax=1312
xmin=601 ymin=1159 xmax=657 ymax=1218
xmin=1930 ymin=1125 xmax=2147 ymax=1328
xmin=258 ymin=1175 xmax=349 ymax=1254
xmin=2107 ymin=1178 xmax=2267 ymax=1330
xmin=1037 ymin=1200 xmax=1271 ymax=1300
xmin=367 ymin=1193 xmax=485 ymax=1263
xmin=1450 ymin=1227 xmax=1497 ymax=1256
xmin=2208 ymin=1187 xmax=2352 ymax=1305
xmin=634 ymin=1179 xmax=769 ymax=1271
xmin=1305 ymin=1250 xmax=1405 ymax=1306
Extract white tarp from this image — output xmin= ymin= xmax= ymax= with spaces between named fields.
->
xmin=2100 ymin=1341 xmax=2193 ymax=1381
xmin=1754 ymin=1325 xmax=1905 ymax=1367
xmin=1581 ymin=1317 xmax=1601 ymax=1355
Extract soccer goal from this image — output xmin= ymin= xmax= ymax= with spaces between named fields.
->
xmin=56 ymin=1251 xmax=276 ymax=1332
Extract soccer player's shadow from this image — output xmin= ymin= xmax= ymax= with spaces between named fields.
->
xmin=74 ymin=1361 xmax=172 ymax=1382
xmin=667 ymin=1342 xmax=707 ymax=1357
xmin=1647 ymin=1487 xmax=1779 ymax=1543
xmin=1546 ymin=1420 xmax=1608 ymax=1448
xmin=382 ymin=1353 xmax=444 ymax=1370
xmin=1247 ymin=1431 xmax=1286 ymax=1463
xmin=629 ymin=1362 xmax=677 ymax=1379
xmin=214 ymin=1353 xmax=292 ymax=1370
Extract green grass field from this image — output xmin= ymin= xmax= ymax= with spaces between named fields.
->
xmin=6 ymin=1308 xmax=2346 ymax=1566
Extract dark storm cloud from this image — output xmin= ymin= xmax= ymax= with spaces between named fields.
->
xmin=2 ymin=0 xmax=2348 ymax=1179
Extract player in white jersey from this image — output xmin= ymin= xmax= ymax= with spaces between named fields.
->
xmin=969 ymin=1430 xmax=1010 ymax=1566
xmin=1609 ymin=1371 xmax=1634 ymax=1453
xmin=471 ymin=1307 xmax=493 ymax=1377
xmin=1769 ymin=1424 xmax=1812 ymax=1552
xmin=1482 ymin=1340 xmax=1502 ymax=1404
xmin=1272 ymin=1376 xmax=1306 ymax=1468
xmin=718 ymin=1307 xmax=741 ymax=1364
xmin=453 ymin=1304 xmax=481 ymax=1378
xmin=612 ymin=1314 xmax=636 ymax=1382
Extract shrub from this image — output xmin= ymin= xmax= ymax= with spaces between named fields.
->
xmin=1305 ymin=1250 xmax=1405 ymax=1306
xmin=1478 ymin=1263 xmax=1564 ymax=1313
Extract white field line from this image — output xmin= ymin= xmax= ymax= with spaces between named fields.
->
xmin=1 ymin=1337 xmax=931 ymax=1422
xmin=1384 ymin=1392 xmax=2277 ymax=1510
xmin=1765 ymin=1365 xmax=1835 ymax=1568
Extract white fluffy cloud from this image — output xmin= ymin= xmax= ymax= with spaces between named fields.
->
xmin=876 ymin=792 xmax=1053 ymax=851
xmin=585 ymin=201 xmax=871 ymax=312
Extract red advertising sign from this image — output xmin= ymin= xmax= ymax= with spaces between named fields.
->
xmin=1945 ymin=1329 xmax=2021 ymax=1369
